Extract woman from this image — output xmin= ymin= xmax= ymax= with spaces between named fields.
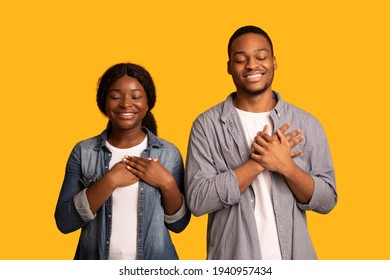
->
xmin=55 ymin=63 xmax=190 ymax=260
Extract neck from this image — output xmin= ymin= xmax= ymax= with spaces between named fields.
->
xmin=107 ymin=128 xmax=146 ymax=149
xmin=233 ymin=90 xmax=276 ymax=113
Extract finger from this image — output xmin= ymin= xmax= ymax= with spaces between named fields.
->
xmin=123 ymin=155 xmax=136 ymax=164
xmin=126 ymin=158 xmax=147 ymax=173
xmin=257 ymin=125 xmax=268 ymax=136
xmin=250 ymin=152 xmax=262 ymax=163
xmin=262 ymin=125 xmax=269 ymax=135
xmin=264 ymin=134 xmax=275 ymax=143
xmin=276 ymin=129 xmax=287 ymax=144
xmin=128 ymin=156 xmax=150 ymax=167
xmin=272 ymin=123 xmax=290 ymax=140
xmin=253 ymin=135 xmax=269 ymax=147
xmin=258 ymin=130 xmax=275 ymax=143
xmin=289 ymin=135 xmax=304 ymax=148
xmin=277 ymin=123 xmax=290 ymax=135
xmin=285 ymin=128 xmax=301 ymax=142
xmin=252 ymin=141 xmax=267 ymax=155
xmin=291 ymin=149 xmax=302 ymax=158
xmin=122 ymin=156 xmax=136 ymax=166
xmin=126 ymin=165 xmax=143 ymax=178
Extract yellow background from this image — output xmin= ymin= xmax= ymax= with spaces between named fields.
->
xmin=1 ymin=0 xmax=389 ymax=260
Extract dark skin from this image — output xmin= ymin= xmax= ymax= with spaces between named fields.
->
xmin=252 ymin=127 xmax=314 ymax=204
xmin=228 ymin=33 xmax=314 ymax=203
xmin=234 ymin=123 xmax=304 ymax=193
xmin=123 ymin=156 xmax=182 ymax=214
xmin=86 ymin=75 xmax=183 ymax=215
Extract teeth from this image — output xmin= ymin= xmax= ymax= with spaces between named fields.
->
xmin=119 ymin=113 xmax=134 ymax=116
xmin=246 ymin=73 xmax=262 ymax=78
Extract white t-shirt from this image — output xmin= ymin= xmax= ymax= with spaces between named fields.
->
xmin=235 ymin=108 xmax=282 ymax=260
xmin=106 ymin=136 xmax=147 ymax=260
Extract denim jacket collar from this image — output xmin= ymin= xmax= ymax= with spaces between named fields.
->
xmin=93 ymin=127 xmax=163 ymax=151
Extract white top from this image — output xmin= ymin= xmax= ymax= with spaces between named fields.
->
xmin=235 ymin=108 xmax=282 ymax=260
xmin=106 ymin=136 xmax=148 ymax=260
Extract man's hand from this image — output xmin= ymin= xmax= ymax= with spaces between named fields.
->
xmin=266 ymin=123 xmax=304 ymax=158
xmin=251 ymin=127 xmax=297 ymax=175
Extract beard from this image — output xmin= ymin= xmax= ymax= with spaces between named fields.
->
xmin=238 ymin=81 xmax=273 ymax=97
xmin=241 ymin=86 xmax=268 ymax=96
xmin=234 ymin=73 xmax=274 ymax=97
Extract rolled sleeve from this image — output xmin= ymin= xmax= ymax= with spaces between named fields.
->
xmin=296 ymin=118 xmax=337 ymax=214
xmin=298 ymin=175 xmax=337 ymax=214
xmin=73 ymin=188 xmax=96 ymax=222
xmin=185 ymin=113 xmax=244 ymax=217
xmin=164 ymin=195 xmax=187 ymax=224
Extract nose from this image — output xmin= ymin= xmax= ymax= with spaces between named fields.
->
xmin=246 ymin=56 xmax=259 ymax=70
xmin=119 ymin=97 xmax=133 ymax=108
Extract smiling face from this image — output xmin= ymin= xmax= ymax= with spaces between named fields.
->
xmin=227 ymin=33 xmax=277 ymax=96
xmin=105 ymin=75 xmax=148 ymax=133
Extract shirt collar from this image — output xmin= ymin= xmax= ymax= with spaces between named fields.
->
xmin=222 ymin=90 xmax=283 ymax=120
xmin=93 ymin=127 xmax=163 ymax=151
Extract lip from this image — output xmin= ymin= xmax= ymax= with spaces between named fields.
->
xmin=115 ymin=111 xmax=137 ymax=120
xmin=243 ymin=71 xmax=265 ymax=82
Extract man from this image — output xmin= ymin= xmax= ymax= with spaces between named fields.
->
xmin=185 ymin=25 xmax=337 ymax=260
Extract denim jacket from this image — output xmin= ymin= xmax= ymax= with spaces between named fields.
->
xmin=55 ymin=128 xmax=190 ymax=260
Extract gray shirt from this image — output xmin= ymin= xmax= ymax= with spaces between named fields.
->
xmin=185 ymin=92 xmax=337 ymax=260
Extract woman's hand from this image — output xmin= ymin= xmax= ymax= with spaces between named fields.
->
xmin=122 ymin=156 xmax=175 ymax=191
xmin=122 ymin=156 xmax=183 ymax=215
xmin=107 ymin=161 xmax=140 ymax=188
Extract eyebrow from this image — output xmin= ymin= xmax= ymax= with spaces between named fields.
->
xmin=233 ymin=48 xmax=269 ymax=56
xmin=108 ymin=88 xmax=143 ymax=93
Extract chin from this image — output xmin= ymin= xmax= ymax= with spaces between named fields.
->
xmin=243 ymin=88 xmax=267 ymax=96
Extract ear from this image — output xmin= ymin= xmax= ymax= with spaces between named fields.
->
xmin=227 ymin=60 xmax=232 ymax=75
xmin=273 ymin=56 xmax=278 ymax=70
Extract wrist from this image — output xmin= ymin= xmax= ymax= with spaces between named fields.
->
xmin=105 ymin=171 xmax=119 ymax=190
xmin=156 ymin=176 xmax=176 ymax=192
xmin=280 ymin=160 xmax=297 ymax=178
xmin=249 ymin=158 xmax=265 ymax=173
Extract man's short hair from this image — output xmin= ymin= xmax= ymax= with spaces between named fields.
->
xmin=228 ymin=25 xmax=274 ymax=59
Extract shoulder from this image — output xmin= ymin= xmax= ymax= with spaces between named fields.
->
xmin=155 ymin=137 xmax=179 ymax=151
xmin=280 ymin=100 xmax=323 ymax=129
xmin=146 ymin=130 xmax=181 ymax=155
xmin=197 ymin=101 xmax=224 ymax=118
xmin=149 ymin=135 xmax=183 ymax=167
xmin=65 ymin=132 xmax=105 ymax=165
xmin=193 ymin=100 xmax=226 ymax=126
xmin=72 ymin=131 xmax=106 ymax=152
xmin=76 ymin=135 xmax=100 ymax=147
xmin=278 ymin=100 xmax=328 ymax=146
